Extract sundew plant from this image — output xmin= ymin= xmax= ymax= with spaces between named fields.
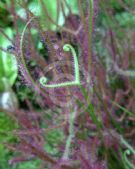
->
xmin=0 ymin=0 xmax=135 ymax=169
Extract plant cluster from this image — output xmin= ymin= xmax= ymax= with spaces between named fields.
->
xmin=0 ymin=0 xmax=135 ymax=169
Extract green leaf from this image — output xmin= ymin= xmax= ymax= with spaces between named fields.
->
xmin=0 ymin=111 xmax=18 ymax=169
xmin=0 ymin=112 xmax=18 ymax=142
xmin=28 ymin=0 xmax=79 ymax=30
xmin=0 ymin=28 xmax=18 ymax=90
xmin=66 ymin=0 xmax=79 ymax=14
xmin=17 ymin=160 xmax=41 ymax=169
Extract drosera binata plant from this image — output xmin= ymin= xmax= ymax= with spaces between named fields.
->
xmin=20 ymin=17 xmax=81 ymax=89
xmin=5 ymin=1 xmax=135 ymax=169
xmin=20 ymin=16 xmax=81 ymax=162
xmin=39 ymin=44 xmax=81 ymax=88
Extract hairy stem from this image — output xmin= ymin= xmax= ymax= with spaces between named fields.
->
xmin=62 ymin=108 xmax=77 ymax=160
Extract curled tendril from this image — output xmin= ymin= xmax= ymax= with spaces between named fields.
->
xmin=123 ymin=150 xmax=135 ymax=169
xmin=120 ymin=136 xmax=135 ymax=169
xmin=39 ymin=77 xmax=48 ymax=85
xmin=120 ymin=136 xmax=135 ymax=155
xmin=39 ymin=44 xmax=80 ymax=88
